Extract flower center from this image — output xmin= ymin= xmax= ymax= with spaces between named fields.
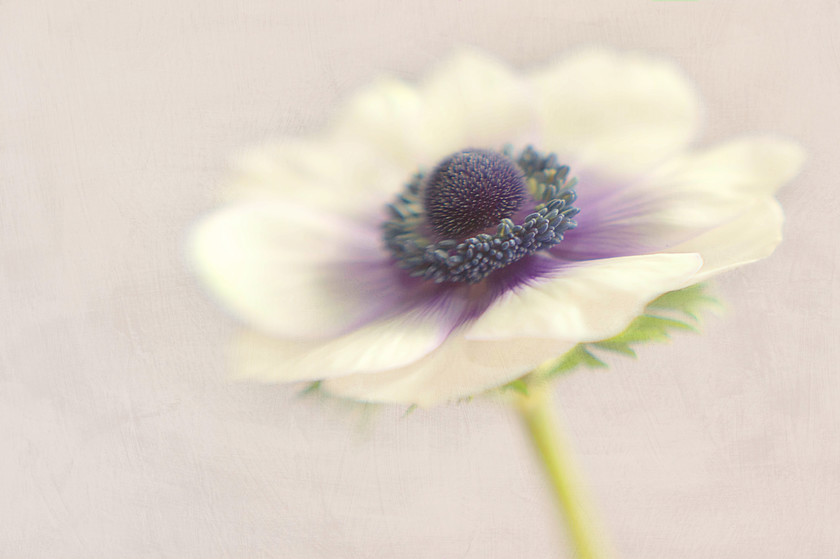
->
xmin=423 ymin=150 xmax=527 ymax=239
xmin=383 ymin=146 xmax=580 ymax=284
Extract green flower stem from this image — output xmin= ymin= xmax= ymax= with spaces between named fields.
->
xmin=514 ymin=381 xmax=614 ymax=559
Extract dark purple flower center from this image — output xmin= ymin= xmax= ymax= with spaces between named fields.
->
xmin=382 ymin=146 xmax=580 ymax=284
xmin=423 ymin=150 xmax=527 ymax=239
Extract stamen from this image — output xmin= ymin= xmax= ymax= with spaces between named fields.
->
xmin=383 ymin=146 xmax=579 ymax=284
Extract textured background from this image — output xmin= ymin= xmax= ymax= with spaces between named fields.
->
xmin=2 ymin=1 xmax=838 ymax=557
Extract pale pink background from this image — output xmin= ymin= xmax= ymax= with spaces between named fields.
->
xmin=1 ymin=1 xmax=837 ymax=557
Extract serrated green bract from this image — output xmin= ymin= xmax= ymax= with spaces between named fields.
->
xmin=502 ymin=283 xmax=720 ymax=387
xmin=504 ymin=378 xmax=531 ymax=395
xmin=546 ymin=283 xmax=718 ymax=379
xmin=300 ymin=380 xmax=322 ymax=396
xmin=551 ymin=345 xmax=608 ymax=375
xmin=645 ymin=282 xmax=719 ymax=320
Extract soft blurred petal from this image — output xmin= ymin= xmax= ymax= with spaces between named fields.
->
xmin=231 ymin=307 xmax=461 ymax=382
xmin=189 ymin=201 xmax=400 ymax=339
xmin=220 ymin=138 xmax=406 ymax=217
xmin=554 ymin=136 xmax=804 ymax=260
xmin=330 ymin=50 xmax=537 ymax=170
xmin=645 ymin=136 xmax=805 ymax=198
xmin=665 ymin=197 xmax=785 ymax=281
xmin=465 ymin=253 xmax=703 ymax=342
xmin=322 ymin=335 xmax=576 ymax=407
xmin=532 ymin=49 xmax=701 ymax=176
xmin=419 ymin=49 xmax=538 ymax=159
xmin=329 ymin=78 xmax=430 ymax=172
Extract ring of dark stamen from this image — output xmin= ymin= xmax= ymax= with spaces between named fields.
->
xmin=383 ymin=146 xmax=580 ymax=284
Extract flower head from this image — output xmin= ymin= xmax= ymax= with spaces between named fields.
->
xmin=190 ymin=49 xmax=804 ymax=407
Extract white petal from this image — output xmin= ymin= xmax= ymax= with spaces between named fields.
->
xmin=418 ymin=49 xmax=538 ymax=159
xmin=465 ymin=253 xmax=703 ymax=342
xmin=330 ymin=50 xmax=537 ymax=170
xmin=321 ymin=335 xmax=577 ymax=407
xmin=189 ymin=201 xmax=394 ymax=339
xmin=554 ymin=136 xmax=804 ymax=260
xmin=532 ymin=49 xmax=701 ymax=176
xmin=329 ymin=77 xmax=430 ymax=172
xmin=220 ymin=138 xmax=406 ymax=216
xmin=231 ymin=307 xmax=459 ymax=383
xmin=645 ymin=136 xmax=805 ymax=198
xmin=665 ymin=197 xmax=784 ymax=282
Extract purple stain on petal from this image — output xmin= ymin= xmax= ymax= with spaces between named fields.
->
xmin=330 ymin=251 xmax=570 ymax=342
xmin=548 ymin=172 xmax=654 ymax=259
xmin=391 ymin=253 xmax=568 ymax=328
xmin=550 ymin=168 xmax=722 ymax=261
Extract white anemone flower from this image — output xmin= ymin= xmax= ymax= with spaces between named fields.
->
xmin=190 ymin=48 xmax=804 ymax=407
